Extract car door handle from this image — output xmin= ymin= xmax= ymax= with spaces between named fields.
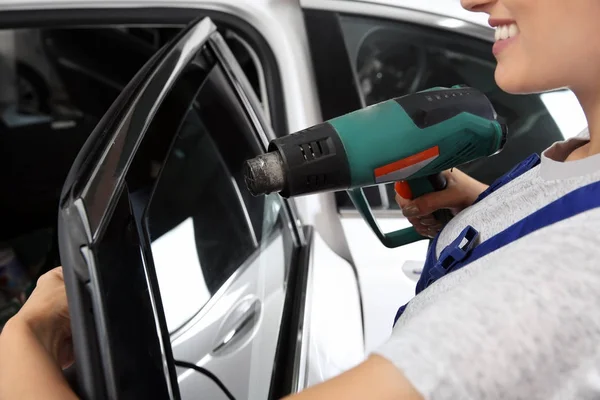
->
xmin=212 ymin=296 xmax=262 ymax=356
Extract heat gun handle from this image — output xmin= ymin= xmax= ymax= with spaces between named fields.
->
xmin=415 ymin=174 xmax=454 ymax=226
xmin=346 ymin=173 xmax=453 ymax=248
xmin=347 ymin=188 xmax=425 ymax=248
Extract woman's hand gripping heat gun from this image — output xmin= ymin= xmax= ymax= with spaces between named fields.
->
xmin=395 ymin=169 xmax=489 ymax=238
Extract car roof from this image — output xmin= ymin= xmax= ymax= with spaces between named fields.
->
xmin=334 ymin=0 xmax=490 ymax=27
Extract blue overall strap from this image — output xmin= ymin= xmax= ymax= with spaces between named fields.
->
xmin=450 ymin=178 xmax=600 ymax=269
xmin=392 ymin=236 xmax=441 ymax=322
xmin=414 ymin=153 xmax=541 ymax=296
xmin=473 ymin=153 xmax=541 ymax=205
xmin=394 ymin=154 xmax=541 ymax=326
xmin=394 ymin=177 xmax=600 ymax=326
xmin=393 ymin=226 xmax=479 ymax=324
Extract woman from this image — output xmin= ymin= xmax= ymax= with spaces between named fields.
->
xmin=2 ymin=0 xmax=600 ymax=398
xmin=290 ymin=0 xmax=600 ymax=398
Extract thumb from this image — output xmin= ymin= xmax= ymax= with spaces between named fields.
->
xmin=395 ymin=193 xmax=412 ymax=208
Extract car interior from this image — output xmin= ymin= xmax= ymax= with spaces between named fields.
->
xmin=0 ymin=24 xmax=265 ymax=329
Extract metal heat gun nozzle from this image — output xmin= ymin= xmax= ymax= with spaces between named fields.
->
xmin=244 ymin=152 xmax=287 ymax=197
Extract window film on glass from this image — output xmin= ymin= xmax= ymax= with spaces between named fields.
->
xmin=124 ymin=61 xmax=277 ymax=333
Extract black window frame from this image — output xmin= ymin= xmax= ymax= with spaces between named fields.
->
xmin=59 ymin=14 xmax=306 ymax=397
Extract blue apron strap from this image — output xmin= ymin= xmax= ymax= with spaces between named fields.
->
xmin=394 ymin=230 xmax=445 ymax=324
xmin=473 ymin=153 xmax=540 ymax=205
xmin=412 ymin=153 xmax=540 ymax=295
xmin=418 ymin=226 xmax=479 ymax=293
xmin=394 ymin=226 xmax=480 ymax=326
xmin=415 ymin=234 xmax=442 ymax=294
xmin=393 ymin=167 xmax=600 ymax=327
xmin=394 ymin=153 xmax=541 ymax=326
xmin=454 ymin=178 xmax=600 ymax=268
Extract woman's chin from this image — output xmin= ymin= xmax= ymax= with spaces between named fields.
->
xmin=494 ymin=65 xmax=561 ymax=95
xmin=495 ymin=70 xmax=537 ymax=95
xmin=495 ymin=68 xmax=524 ymax=93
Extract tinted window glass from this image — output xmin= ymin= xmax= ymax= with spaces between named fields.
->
xmin=122 ymin=60 xmax=284 ymax=332
xmin=135 ymin=65 xmax=283 ymax=333
xmin=335 ymin=15 xmax=586 ymax=210
xmin=148 ymin=111 xmax=256 ymax=294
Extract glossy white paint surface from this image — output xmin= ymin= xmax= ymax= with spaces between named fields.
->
xmin=306 ymin=231 xmax=365 ymax=386
xmin=340 ymin=216 xmax=427 ymax=352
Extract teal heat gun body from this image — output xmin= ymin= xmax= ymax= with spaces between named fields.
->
xmin=244 ymin=85 xmax=507 ymax=248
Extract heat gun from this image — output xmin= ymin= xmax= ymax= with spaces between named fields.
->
xmin=244 ymin=85 xmax=508 ymax=247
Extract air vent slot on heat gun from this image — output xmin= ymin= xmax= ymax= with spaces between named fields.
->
xmin=298 ymin=139 xmax=330 ymax=162
xmin=306 ymin=174 xmax=328 ymax=187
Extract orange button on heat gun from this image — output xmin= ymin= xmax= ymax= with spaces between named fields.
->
xmin=394 ymin=181 xmax=413 ymax=200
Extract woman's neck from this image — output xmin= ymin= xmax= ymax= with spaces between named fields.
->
xmin=566 ymin=88 xmax=600 ymax=161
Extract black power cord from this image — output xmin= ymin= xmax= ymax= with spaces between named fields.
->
xmin=174 ymin=360 xmax=236 ymax=400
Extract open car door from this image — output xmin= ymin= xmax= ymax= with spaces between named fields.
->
xmin=57 ymin=17 xmax=306 ymax=399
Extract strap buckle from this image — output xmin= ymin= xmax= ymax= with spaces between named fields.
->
xmin=425 ymin=225 xmax=479 ymax=288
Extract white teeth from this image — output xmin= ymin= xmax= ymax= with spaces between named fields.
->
xmin=495 ymin=23 xmax=519 ymax=41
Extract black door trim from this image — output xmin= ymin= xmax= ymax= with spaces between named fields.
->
xmin=268 ymin=225 xmax=314 ymax=399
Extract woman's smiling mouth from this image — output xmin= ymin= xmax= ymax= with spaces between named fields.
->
xmin=490 ymin=19 xmax=520 ymax=56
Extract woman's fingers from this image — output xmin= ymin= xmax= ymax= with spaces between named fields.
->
xmin=416 ymin=224 xmax=443 ymax=238
xmin=396 ymin=193 xmax=445 ymax=238
xmin=15 ymin=266 xmax=72 ymax=367
xmin=405 ymin=215 xmax=443 ymax=238
xmin=418 ymin=216 xmax=438 ymax=226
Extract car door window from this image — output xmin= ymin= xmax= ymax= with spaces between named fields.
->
xmin=142 ymin=64 xmax=282 ymax=333
xmin=333 ymin=14 xmax=586 ymax=211
xmin=58 ymin=18 xmax=299 ymax=398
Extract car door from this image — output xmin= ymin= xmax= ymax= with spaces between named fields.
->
xmin=58 ymin=17 xmax=307 ymax=400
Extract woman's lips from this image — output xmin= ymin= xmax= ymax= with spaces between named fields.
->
xmin=492 ymin=36 xmax=517 ymax=56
